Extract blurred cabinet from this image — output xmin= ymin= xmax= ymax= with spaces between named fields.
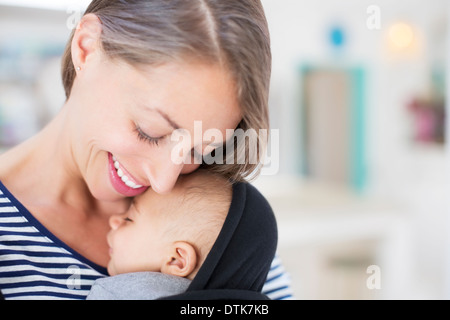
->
xmin=300 ymin=65 xmax=367 ymax=191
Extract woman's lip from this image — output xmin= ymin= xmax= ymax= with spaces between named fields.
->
xmin=108 ymin=153 xmax=149 ymax=197
xmin=112 ymin=155 xmax=145 ymax=187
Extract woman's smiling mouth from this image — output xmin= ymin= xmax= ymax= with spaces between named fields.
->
xmin=108 ymin=153 xmax=148 ymax=197
xmin=112 ymin=155 xmax=143 ymax=189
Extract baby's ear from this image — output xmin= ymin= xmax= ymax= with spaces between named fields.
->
xmin=161 ymin=242 xmax=197 ymax=278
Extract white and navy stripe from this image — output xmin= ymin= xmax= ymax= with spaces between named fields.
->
xmin=263 ymin=255 xmax=295 ymax=300
xmin=0 ymin=181 xmax=107 ymax=300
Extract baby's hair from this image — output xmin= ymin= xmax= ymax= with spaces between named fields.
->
xmin=163 ymin=170 xmax=232 ymax=274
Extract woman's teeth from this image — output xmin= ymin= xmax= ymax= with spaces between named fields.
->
xmin=112 ymin=156 xmax=143 ymax=189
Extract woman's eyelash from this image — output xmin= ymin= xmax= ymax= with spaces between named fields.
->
xmin=135 ymin=126 xmax=162 ymax=146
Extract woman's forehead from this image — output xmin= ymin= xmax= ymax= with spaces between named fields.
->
xmin=126 ymin=62 xmax=242 ymax=129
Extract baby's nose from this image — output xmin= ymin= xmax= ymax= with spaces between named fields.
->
xmin=109 ymin=215 xmax=123 ymax=230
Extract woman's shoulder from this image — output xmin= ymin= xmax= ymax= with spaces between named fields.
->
xmin=0 ymin=138 xmax=39 ymax=180
xmin=0 ymin=178 xmax=25 ymax=211
xmin=0 ymin=146 xmax=25 ymax=186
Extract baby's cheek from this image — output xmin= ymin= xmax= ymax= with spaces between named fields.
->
xmin=106 ymin=259 xmax=117 ymax=276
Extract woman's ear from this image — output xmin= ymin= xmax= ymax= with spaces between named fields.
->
xmin=71 ymin=13 xmax=102 ymax=69
xmin=161 ymin=242 xmax=197 ymax=278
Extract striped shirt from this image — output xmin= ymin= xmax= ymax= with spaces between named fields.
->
xmin=0 ymin=181 xmax=107 ymax=300
xmin=263 ymin=255 xmax=295 ymax=300
xmin=0 ymin=181 xmax=294 ymax=300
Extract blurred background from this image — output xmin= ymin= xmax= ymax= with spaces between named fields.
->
xmin=0 ymin=0 xmax=449 ymax=299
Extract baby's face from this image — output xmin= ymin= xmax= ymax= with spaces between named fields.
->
xmin=106 ymin=188 xmax=180 ymax=276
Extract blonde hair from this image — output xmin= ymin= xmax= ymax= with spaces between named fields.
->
xmin=61 ymin=0 xmax=272 ymax=182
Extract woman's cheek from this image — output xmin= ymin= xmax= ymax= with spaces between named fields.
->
xmin=180 ymin=163 xmax=201 ymax=175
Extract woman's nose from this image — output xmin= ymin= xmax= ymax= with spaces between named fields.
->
xmin=147 ymin=163 xmax=184 ymax=194
xmin=144 ymin=141 xmax=202 ymax=194
xmin=109 ymin=215 xmax=124 ymax=230
xmin=149 ymin=163 xmax=201 ymax=194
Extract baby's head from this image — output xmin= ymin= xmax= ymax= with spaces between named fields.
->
xmin=107 ymin=170 xmax=232 ymax=280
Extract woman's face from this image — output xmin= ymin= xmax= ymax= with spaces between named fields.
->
xmin=68 ymin=55 xmax=241 ymax=203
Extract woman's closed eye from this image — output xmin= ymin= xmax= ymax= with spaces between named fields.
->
xmin=134 ymin=125 xmax=164 ymax=147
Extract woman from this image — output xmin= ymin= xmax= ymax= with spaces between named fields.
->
xmin=0 ymin=0 xmax=292 ymax=300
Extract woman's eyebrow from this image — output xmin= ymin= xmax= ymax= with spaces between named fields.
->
xmin=155 ymin=109 xmax=181 ymax=130
xmin=143 ymin=105 xmax=181 ymax=130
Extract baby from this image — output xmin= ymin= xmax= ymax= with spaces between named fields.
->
xmin=87 ymin=169 xmax=232 ymax=300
